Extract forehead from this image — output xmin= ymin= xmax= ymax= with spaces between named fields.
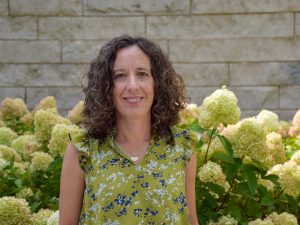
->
xmin=113 ymin=45 xmax=151 ymax=70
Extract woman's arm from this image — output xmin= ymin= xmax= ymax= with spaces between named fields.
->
xmin=185 ymin=153 xmax=199 ymax=225
xmin=59 ymin=142 xmax=85 ymax=225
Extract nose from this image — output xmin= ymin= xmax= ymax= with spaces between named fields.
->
xmin=127 ymin=74 xmax=139 ymax=92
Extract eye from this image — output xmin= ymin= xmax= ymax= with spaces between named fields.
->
xmin=137 ymin=72 xmax=149 ymax=77
xmin=114 ymin=73 xmax=126 ymax=80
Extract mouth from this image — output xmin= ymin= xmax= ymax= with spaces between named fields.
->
xmin=123 ymin=97 xmax=144 ymax=103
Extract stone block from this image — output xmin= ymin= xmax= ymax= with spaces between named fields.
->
xmin=0 ymin=87 xmax=25 ymax=103
xmin=192 ymin=0 xmax=300 ymax=14
xmin=279 ymin=86 xmax=300 ymax=109
xmin=295 ymin=13 xmax=300 ymax=37
xmin=174 ymin=63 xmax=228 ymax=86
xmin=240 ymin=110 xmax=261 ymax=119
xmin=276 ymin=110 xmax=298 ymax=121
xmin=0 ymin=64 xmax=88 ymax=86
xmin=63 ymin=39 xmax=167 ymax=63
xmin=62 ymin=40 xmax=107 ymax=63
xmin=230 ymin=62 xmax=300 ymax=86
xmin=10 ymin=0 xmax=82 ymax=16
xmin=0 ymin=17 xmax=37 ymax=39
xmin=26 ymin=87 xmax=83 ymax=110
xmin=84 ymin=0 xmax=189 ymax=15
xmin=0 ymin=41 xmax=60 ymax=63
xmin=0 ymin=0 xmax=8 ymax=15
xmin=148 ymin=14 xmax=292 ymax=39
xmin=185 ymin=87 xmax=217 ymax=105
xmin=39 ymin=17 xmax=144 ymax=40
xmin=169 ymin=38 xmax=300 ymax=63
xmin=230 ymin=87 xmax=278 ymax=110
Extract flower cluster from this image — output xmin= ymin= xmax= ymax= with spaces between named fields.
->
xmin=34 ymin=109 xmax=71 ymax=151
xmin=1 ymin=98 xmax=28 ymax=120
xmin=31 ymin=96 xmax=57 ymax=116
xmin=198 ymin=86 xmax=241 ymax=128
xmin=0 ymin=144 xmax=21 ymax=162
xmin=30 ymin=152 xmax=53 ymax=172
xmin=0 ymin=196 xmax=32 ymax=225
xmin=198 ymin=161 xmax=230 ymax=191
xmin=256 ymin=110 xmax=279 ymax=133
xmin=268 ymin=161 xmax=300 ymax=197
xmin=0 ymin=127 xmax=18 ymax=146
xmin=222 ymin=118 xmax=267 ymax=163
xmin=48 ymin=124 xmax=81 ymax=157
xmin=288 ymin=109 xmax=300 ymax=137
xmin=16 ymin=187 xmax=33 ymax=200
xmin=249 ymin=212 xmax=298 ymax=225
xmin=32 ymin=208 xmax=53 ymax=225
xmin=264 ymin=132 xmax=286 ymax=168
xmin=208 ymin=215 xmax=238 ymax=225
xmin=11 ymin=134 xmax=38 ymax=161
xmin=67 ymin=100 xmax=84 ymax=124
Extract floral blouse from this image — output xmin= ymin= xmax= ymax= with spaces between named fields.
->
xmin=69 ymin=127 xmax=197 ymax=225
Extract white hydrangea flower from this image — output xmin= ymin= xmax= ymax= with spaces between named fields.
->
xmin=256 ymin=110 xmax=279 ymax=133
xmin=198 ymin=86 xmax=240 ymax=128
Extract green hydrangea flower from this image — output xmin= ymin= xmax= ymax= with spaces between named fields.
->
xmin=30 ymin=152 xmax=53 ymax=172
xmin=16 ymin=187 xmax=33 ymax=200
xmin=208 ymin=215 xmax=238 ymax=225
xmin=68 ymin=100 xmax=84 ymax=124
xmin=0 ymin=145 xmax=21 ymax=162
xmin=264 ymin=132 xmax=286 ymax=168
xmin=32 ymin=208 xmax=53 ymax=225
xmin=276 ymin=161 xmax=300 ymax=197
xmin=47 ymin=210 xmax=59 ymax=225
xmin=248 ymin=218 xmax=274 ymax=225
xmin=34 ymin=109 xmax=71 ymax=151
xmin=13 ymin=162 xmax=27 ymax=175
xmin=0 ymin=158 xmax=9 ymax=171
xmin=267 ymin=212 xmax=298 ymax=225
xmin=0 ymin=127 xmax=18 ymax=146
xmin=291 ymin=150 xmax=300 ymax=165
xmin=0 ymin=196 xmax=32 ymax=225
xmin=256 ymin=110 xmax=279 ymax=133
xmin=1 ymin=98 xmax=28 ymax=120
xmin=198 ymin=161 xmax=229 ymax=191
xmin=11 ymin=135 xmax=38 ymax=161
xmin=48 ymin=124 xmax=82 ymax=157
xmin=32 ymin=96 xmax=57 ymax=116
xmin=225 ymin=118 xmax=267 ymax=163
xmin=198 ymin=86 xmax=240 ymax=128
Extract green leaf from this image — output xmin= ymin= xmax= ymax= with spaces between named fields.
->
xmin=217 ymin=135 xmax=233 ymax=155
xmin=228 ymin=202 xmax=241 ymax=221
xmin=14 ymin=179 xmax=22 ymax=188
xmin=244 ymin=169 xmax=257 ymax=195
xmin=260 ymin=193 xmax=275 ymax=206
xmin=211 ymin=151 xmax=235 ymax=164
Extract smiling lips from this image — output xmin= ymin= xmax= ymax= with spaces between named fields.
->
xmin=123 ymin=97 xmax=144 ymax=104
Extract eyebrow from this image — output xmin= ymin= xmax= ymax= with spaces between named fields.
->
xmin=113 ymin=68 xmax=150 ymax=74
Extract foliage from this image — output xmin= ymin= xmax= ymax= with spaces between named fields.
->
xmin=0 ymin=89 xmax=300 ymax=224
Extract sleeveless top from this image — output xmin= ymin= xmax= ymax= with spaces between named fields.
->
xmin=69 ymin=127 xmax=198 ymax=225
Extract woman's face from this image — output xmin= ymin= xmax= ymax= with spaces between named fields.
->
xmin=112 ymin=45 xmax=155 ymax=120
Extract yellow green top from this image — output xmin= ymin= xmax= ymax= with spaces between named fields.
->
xmin=69 ymin=127 xmax=198 ymax=225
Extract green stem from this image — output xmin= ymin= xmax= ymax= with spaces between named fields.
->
xmin=203 ymin=128 xmax=216 ymax=164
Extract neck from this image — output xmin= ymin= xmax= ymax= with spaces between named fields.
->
xmin=114 ymin=116 xmax=152 ymax=144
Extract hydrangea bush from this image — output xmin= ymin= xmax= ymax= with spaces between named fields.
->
xmin=179 ymin=87 xmax=300 ymax=225
xmin=0 ymin=89 xmax=299 ymax=224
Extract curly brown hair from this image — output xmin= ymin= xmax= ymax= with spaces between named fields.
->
xmin=81 ymin=35 xmax=186 ymax=144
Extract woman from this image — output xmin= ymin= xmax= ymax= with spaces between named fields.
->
xmin=59 ymin=35 xmax=199 ymax=225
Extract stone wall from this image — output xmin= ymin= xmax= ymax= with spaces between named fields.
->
xmin=0 ymin=0 xmax=300 ymax=120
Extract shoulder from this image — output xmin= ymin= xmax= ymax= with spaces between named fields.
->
xmin=69 ymin=128 xmax=100 ymax=157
